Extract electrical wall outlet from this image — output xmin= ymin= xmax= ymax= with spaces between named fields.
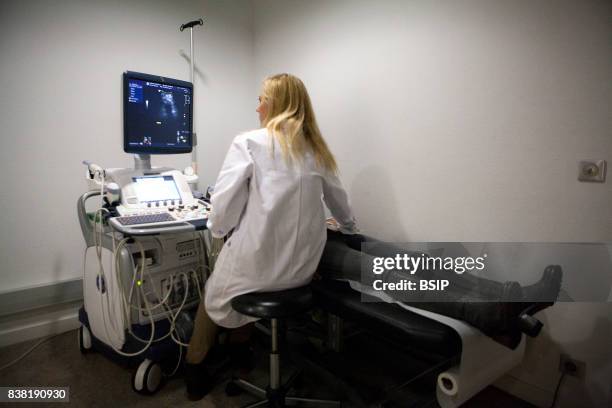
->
xmin=578 ymin=160 xmax=606 ymax=182
xmin=559 ymin=354 xmax=586 ymax=379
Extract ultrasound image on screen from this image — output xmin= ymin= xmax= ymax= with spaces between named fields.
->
xmin=159 ymin=91 xmax=178 ymax=118
xmin=125 ymin=78 xmax=192 ymax=152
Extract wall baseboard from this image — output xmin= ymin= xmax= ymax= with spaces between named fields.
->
xmin=0 ymin=278 xmax=83 ymax=318
xmin=0 ymin=279 xmax=83 ymax=348
xmin=0 ymin=301 xmax=81 ymax=348
xmin=0 ymin=299 xmax=82 ymax=350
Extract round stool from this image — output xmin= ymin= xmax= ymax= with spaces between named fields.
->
xmin=227 ymin=285 xmax=341 ymax=407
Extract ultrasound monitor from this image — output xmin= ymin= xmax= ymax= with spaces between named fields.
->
xmin=123 ymin=71 xmax=193 ymax=154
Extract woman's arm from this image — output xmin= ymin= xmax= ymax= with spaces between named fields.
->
xmin=322 ymin=172 xmax=357 ymax=234
xmin=207 ymin=136 xmax=253 ymax=238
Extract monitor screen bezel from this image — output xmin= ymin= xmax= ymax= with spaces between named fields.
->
xmin=123 ymin=71 xmax=193 ymax=155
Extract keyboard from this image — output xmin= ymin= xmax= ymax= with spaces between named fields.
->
xmin=115 ymin=213 xmax=175 ymax=226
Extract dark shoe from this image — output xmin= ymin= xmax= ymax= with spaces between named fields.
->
xmin=461 ymin=299 xmax=539 ymax=344
xmin=498 ymin=267 xmax=563 ymax=339
xmin=501 ymin=302 xmax=543 ymax=338
xmin=184 ymin=361 xmax=214 ymax=401
xmin=522 ymin=265 xmax=563 ymax=303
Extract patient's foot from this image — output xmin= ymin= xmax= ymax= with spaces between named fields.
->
xmin=498 ymin=266 xmax=563 ymax=340
xmin=521 ymin=265 xmax=563 ymax=303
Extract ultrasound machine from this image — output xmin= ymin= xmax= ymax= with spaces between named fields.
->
xmin=77 ymin=71 xmax=214 ymax=395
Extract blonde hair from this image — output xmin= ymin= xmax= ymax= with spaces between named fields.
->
xmin=261 ymin=73 xmax=338 ymax=174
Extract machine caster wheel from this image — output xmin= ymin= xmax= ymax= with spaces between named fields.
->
xmin=132 ymin=359 xmax=163 ymax=395
xmin=225 ymin=381 xmax=243 ymax=396
xmin=78 ymin=326 xmax=92 ymax=354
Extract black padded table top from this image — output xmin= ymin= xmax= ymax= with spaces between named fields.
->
xmin=312 ymin=279 xmax=462 ymax=358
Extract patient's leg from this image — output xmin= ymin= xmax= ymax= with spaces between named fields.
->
xmin=339 ymin=231 xmax=522 ymax=301
xmin=349 ymin=232 xmax=562 ymax=302
xmin=319 ymin=231 xmax=459 ymax=302
xmin=318 ymin=236 xmax=362 ymax=281
xmin=318 ymin=235 xmax=517 ymax=345
xmin=319 ymin=230 xmax=560 ymax=346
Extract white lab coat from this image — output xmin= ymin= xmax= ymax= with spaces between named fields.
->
xmin=204 ymin=128 xmax=356 ymax=328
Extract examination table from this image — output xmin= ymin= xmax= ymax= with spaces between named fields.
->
xmin=311 ymin=278 xmax=527 ymax=407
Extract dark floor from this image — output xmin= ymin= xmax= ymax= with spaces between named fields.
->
xmin=0 ymin=322 xmax=535 ymax=408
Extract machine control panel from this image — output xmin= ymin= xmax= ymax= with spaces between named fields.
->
xmin=105 ymin=168 xmax=210 ymax=235
xmin=114 ymin=202 xmax=209 ymax=223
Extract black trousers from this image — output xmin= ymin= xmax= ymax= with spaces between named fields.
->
xmin=317 ymin=231 xmax=519 ymax=337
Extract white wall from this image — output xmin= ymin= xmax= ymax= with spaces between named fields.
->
xmin=252 ymin=0 xmax=611 ymax=406
xmin=0 ymin=0 xmax=256 ymax=291
xmin=253 ymin=0 xmax=611 ymax=243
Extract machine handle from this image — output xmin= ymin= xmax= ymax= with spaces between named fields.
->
xmin=108 ymin=219 xmax=197 ymax=236
xmin=180 ymin=18 xmax=204 ymax=31
xmin=77 ymin=191 xmax=103 ymax=247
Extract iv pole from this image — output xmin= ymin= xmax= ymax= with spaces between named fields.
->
xmin=180 ymin=18 xmax=204 ymax=189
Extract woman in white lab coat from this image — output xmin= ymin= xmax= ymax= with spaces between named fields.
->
xmin=185 ymin=73 xmax=356 ymax=399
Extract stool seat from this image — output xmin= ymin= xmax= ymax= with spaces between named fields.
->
xmin=231 ymin=286 xmax=313 ymax=319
